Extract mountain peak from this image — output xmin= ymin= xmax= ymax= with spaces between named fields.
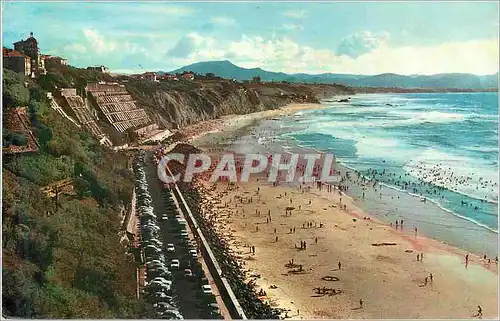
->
xmin=168 ymin=60 xmax=498 ymax=89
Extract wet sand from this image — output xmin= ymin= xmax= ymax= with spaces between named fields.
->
xmin=185 ymin=103 xmax=498 ymax=319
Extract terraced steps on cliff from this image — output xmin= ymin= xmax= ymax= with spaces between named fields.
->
xmin=87 ymin=83 xmax=152 ymax=133
xmin=49 ymin=97 xmax=81 ymax=128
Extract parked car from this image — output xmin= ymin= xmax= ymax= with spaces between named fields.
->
xmin=170 ymin=259 xmax=180 ymax=270
xmin=184 ymin=269 xmax=193 ymax=277
xmin=208 ymin=303 xmax=221 ymax=315
xmin=150 ymin=279 xmax=172 ymax=289
xmin=201 ymin=284 xmax=212 ymax=294
xmin=188 ymin=249 xmax=197 ymax=259
xmin=156 ymin=309 xmax=184 ymax=319
xmin=151 ymin=292 xmax=172 ymax=300
xmin=148 ymin=282 xmax=172 ymax=292
xmin=166 ymin=244 xmax=175 ymax=252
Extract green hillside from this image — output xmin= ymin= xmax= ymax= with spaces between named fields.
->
xmin=2 ymin=69 xmax=146 ymax=318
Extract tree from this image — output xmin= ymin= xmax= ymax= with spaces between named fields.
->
xmin=37 ymin=125 xmax=53 ymax=147
xmin=11 ymin=132 xmax=28 ymax=146
xmin=3 ymin=69 xmax=30 ymax=109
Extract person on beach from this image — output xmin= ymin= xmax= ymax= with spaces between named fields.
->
xmin=359 ymin=298 xmax=363 ymax=309
xmin=477 ymin=305 xmax=482 ymax=318
xmin=276 ymin=236 xmax=279 ymax=242
xmin=466 ymin=254 xmax=469 ymax=267
xmin=429 ymin=273 xmax=433 ymax=283
xmin=338 ymin=261 xmax=342 ymax=270
xmin=415 ymin=227 xmax=418 ymax=236
xmin=421 ymin=253 xmax=424 ymax=261
xmin=424 ymin=277 xmax=428 ymax=286
xmin=417 ymin=254 xmax=420 ymax=262
xmin=315 ymin=237 xmax=318 ymax=244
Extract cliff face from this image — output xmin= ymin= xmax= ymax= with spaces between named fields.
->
xmin=125 ymin=79 xmax=353 ymax=129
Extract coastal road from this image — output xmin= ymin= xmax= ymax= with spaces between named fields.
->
xmin=144 ymin=151 xmax=230 ymax=319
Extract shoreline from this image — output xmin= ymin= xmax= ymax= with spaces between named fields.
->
xmin=180 ymin=102 xmax=499 ymax=319
xmin=180 ymin=103 xmax=329 ymax=143
xmin=189 ymin=102 xmax=498 ymax=258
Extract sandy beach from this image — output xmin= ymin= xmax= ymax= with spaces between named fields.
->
xmin=196 ymin=179 xmax=498 ymax=319
xmin=183 ymin=102 xmax=499 ymax=319
xmin=177 ymin=103 xmax=329 ymax=142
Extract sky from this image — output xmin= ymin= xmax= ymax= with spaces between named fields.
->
xmin=2 ymin=1 xmax=499 ymax=75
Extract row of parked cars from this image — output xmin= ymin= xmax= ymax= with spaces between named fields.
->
xmin=153 ymin=153 xmax=223 ymax=319
xmin=133 ymin=152 xmax=184 ymax=320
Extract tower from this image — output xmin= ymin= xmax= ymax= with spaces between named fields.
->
xmin=12 ymin=32 xmax=43 ymax=77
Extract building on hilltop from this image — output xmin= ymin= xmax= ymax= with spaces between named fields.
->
xmin=3 ymin=47 xmax=31 ymax=76
xmin=159 ymin=73 xmax=178 ymax=81
xmin=13 ymin=32 xmax=46 ymax=77
xmin=142 ymin=71 xmax=158 ymax=82
xmin=43 ymin=55 xmax=68 ymax=67
xmin=129 ymin=72 xmax=161 ymax=82
xmin=87 ymin=65 xmax=110 ymax=73
xmin=180 ymin=71 xmax=195 ymax=81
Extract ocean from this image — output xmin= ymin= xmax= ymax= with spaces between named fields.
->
xmin=194 ymin=92 xmax=499 ymax=256
xmin=262 ymin=92 xmax=498 ymax=255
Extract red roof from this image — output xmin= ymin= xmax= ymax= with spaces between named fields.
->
xmin=3 ymin=48 xmax=25 ymax=58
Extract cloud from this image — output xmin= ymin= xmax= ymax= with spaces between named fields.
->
xmin=283 ymin=10 xmax=307 ymax=19
xmin=336 ymin=31 xmax=389 ymax=58
xmin=282 ymin=23 xmax=304 ymax=31
xmin=35 ymin=26 xmax=499 ymax=76
xmin=210 ymin=16 xmax=237 ymax=26
xmin=166 ymin=33 xmax=221 ymax=59
xmin=174 ymin=34 xmax=498 ymax=75
xmin=62 ymin=43 xmax=87 ymax=54
xmin=83 ymin=28 xmax=117 ymax=53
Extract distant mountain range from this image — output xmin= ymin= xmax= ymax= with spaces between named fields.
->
xmin=169 ymin=60 xmax=498 ymax=90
